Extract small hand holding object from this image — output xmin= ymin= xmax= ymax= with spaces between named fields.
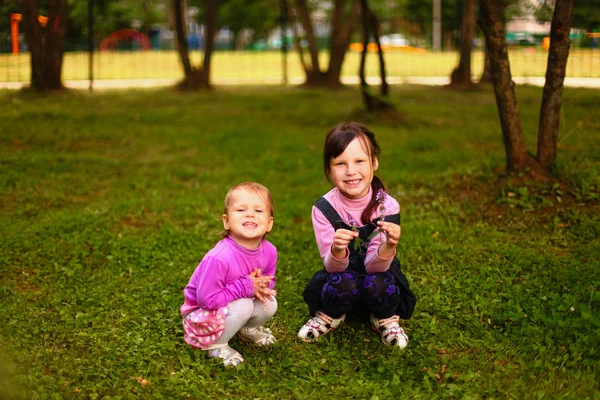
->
xmin=332 ymin=228 xmax=359 ymax=258
xmin=250 ymin=268 xmax=277 ymax=305
xmin=377 ymin=221 xmax=401 ymax=247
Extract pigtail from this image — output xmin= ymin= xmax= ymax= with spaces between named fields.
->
xmin=361 ymin=175 xmax=385 ymax=225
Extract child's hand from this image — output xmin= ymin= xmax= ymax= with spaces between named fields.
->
xmin=332 ymin=228 xmax=359 ymax=258
xmin=250 ymin=268 xmax=277 ymax=305
xmin=377 ymin=221 xmax=401 ymax=247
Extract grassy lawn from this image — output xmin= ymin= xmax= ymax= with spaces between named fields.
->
xmin=1 ymin=48 xmax=599 ymax=83
xmin=0 ymin=84 xmax=599 ymax=399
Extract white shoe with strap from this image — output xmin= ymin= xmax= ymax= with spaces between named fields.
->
xmin=370 ymin=314 xmax=409 ymax=349
xmin=238 ymin=325 xmax=277 ymax=347
xmin=298 ymin=311 xmax=345 ymax=342
xmin=207 ymin=344 xmax=244 ymax=367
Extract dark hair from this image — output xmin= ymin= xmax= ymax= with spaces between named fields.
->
xmin=323 ymin=122 xmax=385 ymax=225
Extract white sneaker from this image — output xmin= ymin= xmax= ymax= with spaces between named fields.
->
xmin=238 ymin=325 xmax=276 ymax=347
xmin=298 ymin=311 xmax=345 ymax=343
xmin=370 ymin=315 xmax=409 ymax=349
xmin=207 ymin=344 xmax=244 ymax=367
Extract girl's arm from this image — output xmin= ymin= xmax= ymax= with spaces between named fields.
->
xmin=261 ymin=241 xmax=278 ymax=290
xmin=195 ymin=257 xmax=255 ymax=310
xmin=312 ymin=206 xmax=349 ymax=273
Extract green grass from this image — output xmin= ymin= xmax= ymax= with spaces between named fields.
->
xmin=1 ymin=48 xmax=599 ymax=83
xmin=0 ymin=84 xmax=599 ymax=399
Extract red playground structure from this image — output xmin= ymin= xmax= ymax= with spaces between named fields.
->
xmin=99 ymin=29 xmax=151 ymax=51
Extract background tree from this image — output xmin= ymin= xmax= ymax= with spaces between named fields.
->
xmin=478 ymin=0 xmax=574 ymax=179
xmin=291 ymin=0 xmax=360 ymax=87
xmin=398 ymin=0 xmax=461 ymax=49
xmin=219 ymin=0 xmax=280 ymax=50
xmin=173 ymin=0 xmax=217 ymax=89
xmin=19 ymin=0 xmax=68 ymax=91
xmin=359 ymin=0 xmax=393 ymax=112
xmin=449 ymin=0 xmax=476 ymax=86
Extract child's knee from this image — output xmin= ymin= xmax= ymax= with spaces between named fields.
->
xmin=260 ymin=298 xmax=278 ymax=318
xmin=228 ymin=298 xmax=254 ymax=321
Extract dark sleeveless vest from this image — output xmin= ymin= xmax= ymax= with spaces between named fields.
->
xmin=302 ymin=197 xmax=417 ymax=320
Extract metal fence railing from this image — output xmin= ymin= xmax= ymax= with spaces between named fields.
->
xmin=2 ymin=14 xmax=599 ymax=87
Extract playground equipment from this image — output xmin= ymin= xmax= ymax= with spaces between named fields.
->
xmin=99 ymin=29 xmax=151 ymax=51
xmin=10 ymin=13 xmax=49 ymax=54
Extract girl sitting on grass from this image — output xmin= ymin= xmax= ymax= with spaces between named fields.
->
xmin=298 ymin=122 xmax=416 ymax=348
xmin=181 ymin=182 xmax=278 ymax=367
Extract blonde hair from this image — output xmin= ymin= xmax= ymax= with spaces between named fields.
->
xmin=222 ymin=182 xmax=274 ymax=238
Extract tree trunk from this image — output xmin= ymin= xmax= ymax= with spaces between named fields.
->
xmin=293 ymin=0 xmax=359 ymax=87
xmin=479 ymin=45 xmax=493 ymax=83
xmin=21 ymin=0 xmax=68 ymax=91
xmin=478 ymin=0 xmax=529 ymax=171
xmin=173 ymin=0 xmax=192 ymax=76
xmin=202 ymin=0 xmax=217 ymax=84
xmin=173 ymin=0 xmax=216 ymax=89
xmin=537 ymin=0 xmax=574 ymax=170
xmin=327 ymin=0 xmax=360 ymax=85
xmin=359 ymin=0 xmax=392 ymax=112
xmin=450 ymin=0 xmax=476 ymax=86
xmin=295 ymin=0 xmax=321 ymax=76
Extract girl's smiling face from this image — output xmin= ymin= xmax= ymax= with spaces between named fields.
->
xmin=328 ymin=136 xmax=378 ymax=199
xmin=222 ymin=189 xmax=274 ymax=249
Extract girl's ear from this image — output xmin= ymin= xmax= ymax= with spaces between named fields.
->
xmin=266 ymin=216 xmax=274 ymax=233
xmin=373 ymin=158 xmax=379 ymax=171
xmin=222 ymin=214 xmax=229 ymax=230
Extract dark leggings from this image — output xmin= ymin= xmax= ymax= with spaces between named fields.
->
xmin=321 ymin=270 xmax=400 ymax=319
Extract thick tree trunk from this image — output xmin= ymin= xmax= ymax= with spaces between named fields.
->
xmin=21 ymin=0 xmax=68 ymax=91
xmin=478 ymin=0 xmax=529 ymax=170
xmin=450 ymin=0 xmax=476 ymax=86
xmin=537 ymin=0 xmax=574 ymax=170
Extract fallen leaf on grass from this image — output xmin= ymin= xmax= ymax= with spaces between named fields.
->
xmin=137 ymin=377 xmax=151 ymax=387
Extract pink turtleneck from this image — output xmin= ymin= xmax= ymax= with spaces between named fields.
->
xmin=312 ymin=187 xmax=399 ymax=274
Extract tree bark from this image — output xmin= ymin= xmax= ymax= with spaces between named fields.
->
xmin=479 ymin=45 xmax=493 ymax=83
xmin=537 ymin=0 xmax=574 ymax=169
xmin=450 ymin=0 xmax=476 ymax=86
xmin=478 ymin=0 xmax=529 ymax=170
xmin=21 ymin=0 xmax=68 ymax=91
xmin=359 ymin=0 xmax=392 ymax=112
xmin=172 ymin=0 xmax=217 ymax=89
xmin=173 ymin=0 xmax=192 ymax=76
xmin=293 ymin=0 xmax=359 ymax=86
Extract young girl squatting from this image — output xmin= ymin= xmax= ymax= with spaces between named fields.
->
xmin=299 ymin=122 xmax=416 ymax=348
xmin=181 ymin=182 xmax=278 ymax=367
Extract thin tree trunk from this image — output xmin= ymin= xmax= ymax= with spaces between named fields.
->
xmin=173 ymin=0 xmax=216 ymax=89
xmin=173 ymin=0 xmax=192 ymax=76
xmin=359 ymin=0 xmax=392 ymax=112
xmin=450 ymin=0 xmax=476 ymax=85
xmin=327 ymin=0 xmax=360 ymax=85
xmin=202 ymin=0 xmax=217 ymax=84
xmin=537 ymin=0 xmax=574 ymax=169
xmin=478 ymin=0 xmax=529 ymax=170
xmin=293 ymin=0 xmax=358 ymax=86
xmin=295 ymin=0 xmax=320 ymax=75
